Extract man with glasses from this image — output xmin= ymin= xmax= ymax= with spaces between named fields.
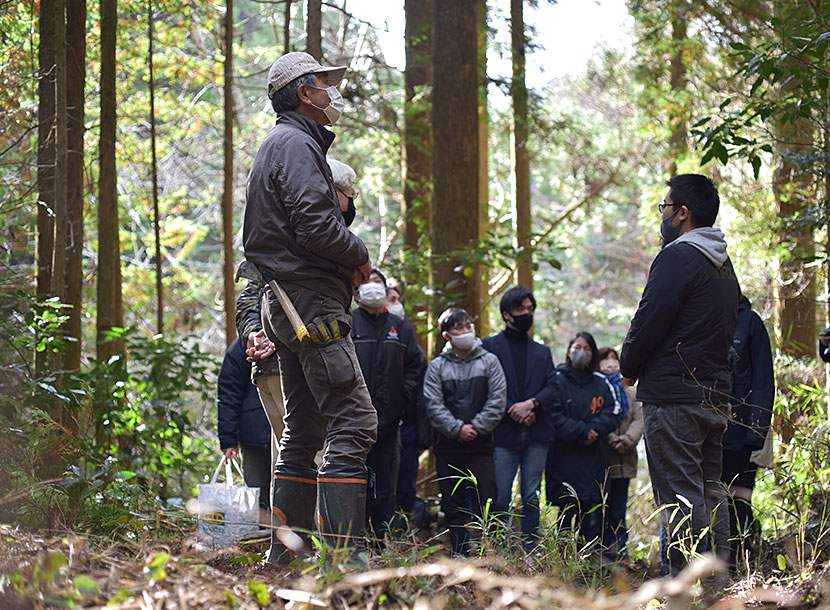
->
xmin=620 ymin=174 xmax=740 ymax=575
xmin=423 ymin=307 xmax=506 ymax=555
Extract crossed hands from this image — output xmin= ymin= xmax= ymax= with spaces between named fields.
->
xmin=508 ymin=399 xmax=536 ymax=427
xmin=610 ymin=438 xmax=627 ymax=454
xmin=457 ymin=424 xmax=478 ymax=443
xmin=582 ymin=429 xmax=598 ymax=445
xmin=246 ymin=329 xmax=275 ymax=362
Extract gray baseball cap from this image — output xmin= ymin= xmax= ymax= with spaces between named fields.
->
xmin=267 ymin=51 xmax=347 ymax=99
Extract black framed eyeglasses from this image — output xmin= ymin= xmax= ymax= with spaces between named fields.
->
xmin=657 ymin=202 xmax=677 ymax=213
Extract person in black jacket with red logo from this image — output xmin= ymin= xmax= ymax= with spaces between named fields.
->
xmin=217 ymin=338 xmax=273 ymax=520
xmin=352 ymin=269 xmax=424 ymax=539
xmin=545 ymin=331 xmax=619 ymax=544
xmin=722 ymin=295 xmax=774 ymax=570
xmin=620 ymin=174 xmax=740 ymax=575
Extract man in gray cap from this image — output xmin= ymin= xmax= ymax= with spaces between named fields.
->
xmin=242 ymin=51 xmax=376 ymax=564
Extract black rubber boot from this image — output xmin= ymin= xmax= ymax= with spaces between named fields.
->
xmin=317 ymin=477 xmax=368 ymax=563
xmin=266 ymin=469 xmax=317 ymax=566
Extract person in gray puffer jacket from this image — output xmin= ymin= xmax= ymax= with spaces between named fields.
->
xmin=423 ymin=307 xmax=507 ymax=555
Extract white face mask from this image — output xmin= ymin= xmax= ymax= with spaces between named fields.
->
xmin=358 ymin=282 xmax=387 ymax=309
xmin=310 ymin=85 xmax=344 ymax=125
xmin=387 ymin=303 xmax=405 ymax=319
xmin=447 ymin=331 xmax=475 ymax=351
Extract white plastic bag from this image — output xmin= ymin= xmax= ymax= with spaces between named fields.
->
xmin=197 ymin=457 xmax=261 ymax=548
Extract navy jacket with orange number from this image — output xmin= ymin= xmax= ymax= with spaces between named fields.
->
xmin=545 ymin=365 xmax=619 ymax=505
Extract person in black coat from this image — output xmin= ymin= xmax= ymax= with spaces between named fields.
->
xmin=545 ymin=331 xmax=619 ymax=543
xmin=217 ymin=337 xmax=273 ymax=516
xmin=352 ymin=268 xmax=424 ymax=539
xmin=386 ymin=282 xmax=430 ymax=528
xmin=722 ymin=295 xmax=774 ymax=569
xmin=481 ymin=285 xmax=558 ymax=550
xmin=620 ymin=174 xmax=739 ymax=575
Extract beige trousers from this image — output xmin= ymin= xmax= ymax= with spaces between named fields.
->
xmin=255 ymin=374 xmax=324 ymax=470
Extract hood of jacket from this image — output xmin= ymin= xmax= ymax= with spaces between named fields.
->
xmin=440 ymin=338 xmax=486 ymax=362
xmin=666 ymin=226 xmax=729 ymax=267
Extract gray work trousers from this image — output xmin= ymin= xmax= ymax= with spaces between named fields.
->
xmin=261 ymin=281 xmax=377 ymax=481
xmin=642 ymin=402 xmax=730 ymax=573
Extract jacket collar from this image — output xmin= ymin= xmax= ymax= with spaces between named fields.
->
xmin=275 ymin=110 xmax=336 ymax=154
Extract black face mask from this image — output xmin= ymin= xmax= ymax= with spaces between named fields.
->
xmin=343 ymin=197 xmax=356 ymax=227
xmin=509 ymin=313 xmax=533 ymax=333
xmin=660 ymin=207 xmax=682 ymax=247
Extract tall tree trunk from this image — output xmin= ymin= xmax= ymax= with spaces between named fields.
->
xmin=431 ymin=0 xmax=479 ymax=355
xmin=97 ymin=0 xmax=123 ymax=362
xmin=773 ymin=0 xmax=815 ymax=359
xmin=667 ymin=0 xmax=688 ymax=174
xmin=306 ymin=0 xmax=321 ymax=60
xmin=222 ymin=0 xmax=235 ymax=347
xmin=148 ymin=0 xmax=163 ymax=336
xmin=477 ymin=0 xmax=490 ymax=337
xmin=284 ymin=0 xmax=291 ymax=53
xmin=511 ymin=0 xmax=532 ymax=291
xmin=64 ymin=0 xmax=86 ymax=373
xmin=51 ymin=0 xmax=68 ymax=376
xmin=35 ymin=0 xmax=57 ymax=376
xmin=402 ymin=0 xmax=432 ymax=352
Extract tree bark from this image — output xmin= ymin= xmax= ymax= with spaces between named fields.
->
xmin=35 ymin=0 xmax=56 ymax=376
xmin=148 ymin=0 xmax=163 ymax=336
xmin=431 ymin=0 xmax=479 ymax=355
xmin=773 ymin=0 xmax=816 ymax=358
xmin=97 ymin=0 xmax=123 ymax=362
xmin=222 ymin=0 xmax=236 ymax=347
xmin=51 ymin=0 xmax=68 ymax=317
xmin=667 ymin=0 xmax=688 ymax=174
xmin=64 ymin=0 xmax=86 ymax=373
xmin=402 ymin=0 xmax=432 ymax=351
xmin=306 ymin=0 xmax=321 ymax=60
xmin=477 ymin=0 xmax=490 ymax=337
xmin=284 ymin=0 xmax=291 ymax=53
xmin=511 ymin=0 xmax=531 ymax=291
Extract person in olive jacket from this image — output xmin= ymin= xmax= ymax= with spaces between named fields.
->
xmin=722 ymin=295 xmax=774 ymax=569
xmin=545 ymin=331 xmax=620 ymax=544
xmin=217 ymin=337 xmax=273 ymax=518
xmin=481 ymin=285 xmax=558 ymax=550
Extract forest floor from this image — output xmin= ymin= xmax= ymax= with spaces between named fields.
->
xmin=1 ymin=523 xmax=827 ymax=609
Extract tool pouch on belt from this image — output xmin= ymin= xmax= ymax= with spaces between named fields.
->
xmin=305 ymin=315 xmax=361 ymax=391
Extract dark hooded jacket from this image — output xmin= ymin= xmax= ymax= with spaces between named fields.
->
xmin=620 ymin=228 xmax=740 ymax=404
xmin=481 ymin=329 xmax=558 ymax=448
xmin=242 ymin=110 xmax=368 ymax=309
xmin=723 ymin=297 xmax=774 ymax=452
xmin=217 ymin=338 xmax=271 ymax=450
xmin=546 ymin=364 xmax=620 ymax=505
xmin=351 ymin=307 xmax=426 ymax=435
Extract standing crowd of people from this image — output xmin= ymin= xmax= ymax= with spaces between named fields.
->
xmin=214 ymin=51 xmax=778 ymax=574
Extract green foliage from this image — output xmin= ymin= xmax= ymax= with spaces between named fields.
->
xmin=0 ymin=288 xmax=217 ymax=532
xmin=693 ymin=12 xmax=828 ymax=181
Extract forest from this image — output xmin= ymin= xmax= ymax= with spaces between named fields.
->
xmin=0 ymin=0 xmax=829 ymax=607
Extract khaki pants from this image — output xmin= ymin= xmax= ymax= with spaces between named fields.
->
xmin=256 ymin=373 xmax=324 ymax=469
